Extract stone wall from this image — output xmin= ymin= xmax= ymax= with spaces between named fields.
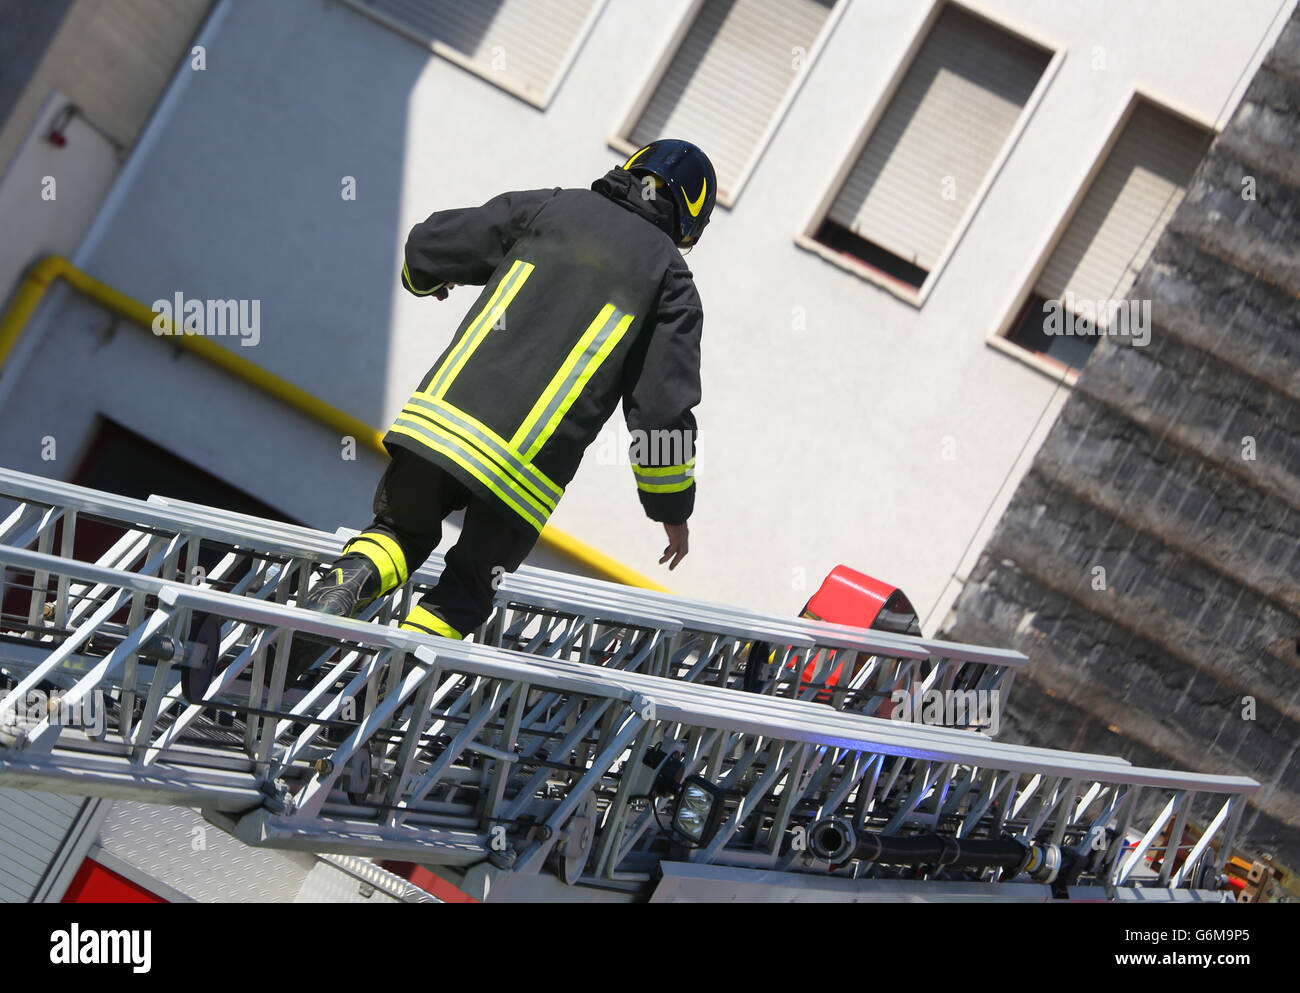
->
xmin=944 ymin=8 xmax=1300 ymax=867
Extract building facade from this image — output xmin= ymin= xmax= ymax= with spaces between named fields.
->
xmin=0 ymin=0 xmax=1294 ymax=898
xmin=944 ymin=5 xmax=1300 ymax=869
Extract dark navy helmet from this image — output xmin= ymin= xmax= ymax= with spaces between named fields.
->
xmin=620 ymin=139 xmax=717 ymax=247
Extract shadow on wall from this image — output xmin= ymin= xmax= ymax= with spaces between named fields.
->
xmin=1 ymin=0 xmax=446 ymax=508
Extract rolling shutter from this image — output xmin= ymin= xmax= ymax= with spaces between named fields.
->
xmin=828 ymin=5 xmax=1049 ymax=273
xmin=628 ymin=0 xmax=835 ymax=197
xmin=1036 ymin=102 xmax=1207 ymax=306
xmin=361 ymin=0 xmax=599 ymax=103
xmin=57 ymin=0 xmax=212 ymax=147
xmin=0 ymin=789 xmax=84 ymax=903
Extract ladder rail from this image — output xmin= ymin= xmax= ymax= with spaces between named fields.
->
xmin=0 ymin=468 xmax=1025 ymax=723
xmin=0 ymin=471 xmax=1259 ymax=898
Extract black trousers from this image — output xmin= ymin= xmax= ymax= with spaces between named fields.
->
xmin=360 ymin=449 xmax=538 ymax=636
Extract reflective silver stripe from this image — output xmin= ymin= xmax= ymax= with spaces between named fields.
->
xmin=428 ymin=260 xmax=531 ymax=397
xmin=634 ymin=466 xmax=695 ymax=489
xmin=391 ymin=416 xmax=548 ymax=532
xmin=514 ymin=306 xmax=628 ymax=458
xmin=403 ymin=396 xmax=561 ymax=508
xmin=632 ymin=460 xmax=695 ymax=478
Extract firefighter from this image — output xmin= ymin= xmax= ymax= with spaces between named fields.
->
xmin=284 ymin=139 xmax=714 ymax=681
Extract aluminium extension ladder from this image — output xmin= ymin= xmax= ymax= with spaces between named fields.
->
xmin=0 ymin=467 xmax=1258 ymax=902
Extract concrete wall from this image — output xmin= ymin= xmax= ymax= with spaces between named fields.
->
xmin=0 ymin=0 xmax=1291 ymax=620
xmin=944 ymin=6 xmax=1300 ymax=867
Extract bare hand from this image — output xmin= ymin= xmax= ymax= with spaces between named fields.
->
xmin=659 ymin=522 xmax=689 ymax=570
xmin=434 ymin=283 xmax=456 ymax=301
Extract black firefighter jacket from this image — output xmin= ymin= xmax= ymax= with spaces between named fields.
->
xmin=384 ymin=168 xmax=703 ymax=536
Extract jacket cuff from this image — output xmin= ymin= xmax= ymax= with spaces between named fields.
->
xmin=638 ymin=484 xmax=694 ymax=526
xmin=402 ymin=260 xmax=445 ymax=297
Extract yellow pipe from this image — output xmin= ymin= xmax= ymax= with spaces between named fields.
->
xmin=0 ymin=255 xmax=673 ymax=592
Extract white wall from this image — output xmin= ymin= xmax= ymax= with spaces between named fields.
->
xmin=1 ymin=0 xmax=1291 ymax=625
xmin=0 ymin=93 xmax=120 ymax=310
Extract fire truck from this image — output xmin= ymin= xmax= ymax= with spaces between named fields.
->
xmin=0 ymin=467 xmax=1273 ymax=903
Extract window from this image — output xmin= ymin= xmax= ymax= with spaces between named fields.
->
xmin=806 ymin=3 xmax=1053 ymax=299
xmin=613 ymin=0 xmax=840 ymax=204
xmin=33 ymin=0 xmax=213 ymax=149
xmin=345 ymin=0 xmax=604 ymax=107
xmin=1003 ymin=99 xmax=1208 ymax=373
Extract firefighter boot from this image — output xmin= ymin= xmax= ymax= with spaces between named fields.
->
xmin=281 ymin=555 xmax=384 ymax=684
xmin=306 ymin=555 xmax=384 ymax=618
xmin=398 ymin=604 xmax=465 ymax=640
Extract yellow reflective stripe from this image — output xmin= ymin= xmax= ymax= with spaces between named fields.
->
xmin=391 ymin=414 xmax=551 ymax=523
xmin=427 ymin=260 xmax=523 ymax=396
xmin=344 ymin=538 xmax=397 ymax=590
xmin=343 ymin=531 xmax=408 ymax=591
xmin=512 ymin=305 xmax=635 ymax=462
xmin=512 ymin=305 xmax=613 ymax=451
xmin=402 ymin=260 xmax=444 ymax=297
xmin=633 ymin=458 xmax=695 ymax=493
xmin=527 ymin=310 xmax=634 ymax=461
xmin=402 ymin=395 xmax=562 ymax=505
xmin=388 ymin=419 xmax=547 ymax=532
xmin=636 ymin=477 xmax=696 ymax=494
xmin=400 ymin=605 xmax=463 ymax=640
xmin=398 ymin=403 xmax=558 ymax=515
xmin=632 ymin=459 xmax=695 ymax=478
xmin=428 ymin=260 xmax=533 ymax=399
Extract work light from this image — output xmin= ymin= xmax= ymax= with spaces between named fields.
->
xmin=670 ymin=775 xmax=726 ymax=845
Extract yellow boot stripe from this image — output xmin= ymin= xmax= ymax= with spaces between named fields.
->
xmin=345 ymin=540 xmax=397 ymax=591
xmin=400 ymin=605 xmax=463 ymax=640
xmin=351 ymin=532 xmax=409 ymax=584
xmin=343 ymin=533 xmax=408 ymax=592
